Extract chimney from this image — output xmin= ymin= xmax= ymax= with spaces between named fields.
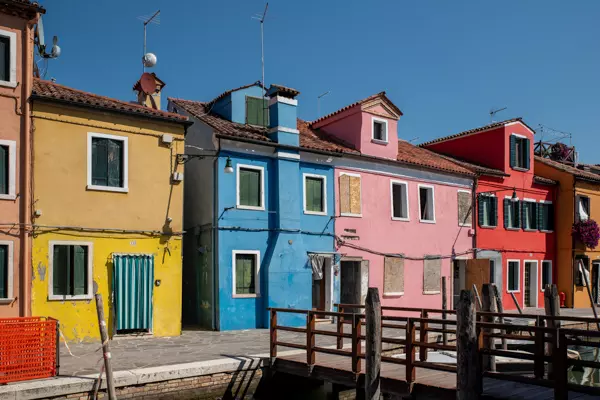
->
xmin=267 ymin=84 xmax=300 ymax=146
xmin=133 ymin=73 xmax=166 ymax=110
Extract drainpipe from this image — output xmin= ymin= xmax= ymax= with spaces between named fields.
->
xmin=472 ymin=176 xmax=478 ymax=260
xmin=212 ymin=139 xmax=221 ymax=330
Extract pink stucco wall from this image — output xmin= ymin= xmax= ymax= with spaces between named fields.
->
xmin=358 ymin=105 xmax=399 ymax=160
xmin=334 ymin=167 xmax=473 ymax=310
xmin=312 ymin=106 xmax=363 ymax=150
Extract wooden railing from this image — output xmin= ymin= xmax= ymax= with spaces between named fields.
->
xmin=269 ymin=305 xmax=600 ymax=397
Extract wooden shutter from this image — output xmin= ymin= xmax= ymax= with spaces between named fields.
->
xmin=72 ymin=245 xmax=87 ymax=295
xmin=0 ymin=145 xmax=7 ymax=195
xmin=53 ymin=245 xmax=69 ymax=296
xmin=478 ymin=196 xmax=485 ymax=227
xmin=107 ymin=139 xmax=122 ymax=187
xmin=503 ymin=199 xmax=509 ymax=228
xmin=92 ymin=138 xmax=108 ymax=186
xmin=239 ymin=168 xmax=261 ymax=207
xmin=524 ymin=138 xmax=531 ymax=170
xmin=509 ymin=135 xmax=516 ymax=168
xmin=547 ymin=204 xmax=554 ymax=230
xmin=349 ymin=176 xmax=361 ymax=215
xmin=384 ymin=257 xmax=404 ymax=294
xmin=491 ymin=197 xmax=498 ymax=227
xmin=0 ymin=245 xmax=6 ymax=298
xmin=339 ymin=174 xmax=351 ymax=214
xmin=246 ymin=97 xmax=268 ymax=127
xmin=306 ymin=177 xmax=323 ymax=212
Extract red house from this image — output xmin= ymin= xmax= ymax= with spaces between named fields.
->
xmin=421 ymin=118 xmax=557 ymax=310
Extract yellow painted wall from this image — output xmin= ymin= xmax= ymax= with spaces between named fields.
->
xmin=30 ymin=102 xmax=185 ymax=342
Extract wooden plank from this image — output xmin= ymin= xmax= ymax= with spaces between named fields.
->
xmin=482 ymin=283 xmax=497 ymax=372
xmin=456 ymin=290 xmax=480 ymax=399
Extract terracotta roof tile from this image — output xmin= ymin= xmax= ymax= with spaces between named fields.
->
xmin=32 ymin=79 xmax=188 ymax=123
xmin=397 ymin=141 xmax=475 ymax=176
xmin=535 ymin=156 xmax=600 ymax=183
xmin=207 ymin=81 xmax=264 ymax=105
xmin=533 ymin=175 xmax=558 ymax=185
xmin=435 ymin=154 xmax=508 ymax=177
xmin=1 ymin=0 xmax=45 ymax=13
xmin=310 ymin=92 xmax=403 ymax=126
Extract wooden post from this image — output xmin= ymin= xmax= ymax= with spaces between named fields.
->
xmin=352 ymin=314 xmax=362 ymax=375
xmin=405 ymin=318 xmax=416 ymax=385
xmin=419 ymin=310 xmax=429 ymax=362
xmin=534 ymin=316 xmax=545 ymax=379
xmin=95 ymin=293 xmax=117 ymax=400
xmin=337 ymin=305 xmax=344 ymax=350
xmin=554 ymin=330 xmax=568 ymax=399
xmin=442 ymin=277 xmax=448 ymax=346
xmin=492 ymin=285 xmax=507 ymax=350
xmin=307 ymin=311 xmax=315 ymax=368
xmin=481 ymin=284 xmax=496 ymax=372
xmin=472 ymin=284 xmax=483 ymax=310
xmin=365 ymin=288 xmax=381 ymax=400
xmin=270 ymin=309 xmax=277 ymax=362
xmin=544 ymin=284 xmax=561 ymax=380
xmin=456 ymin=290 xmax=480 ymax=400
xmin=578 ymin=260 xmax=600 ymax=330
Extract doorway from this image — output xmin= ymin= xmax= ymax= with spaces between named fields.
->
xmin=340 ymin=260 xmax=363 ymax=313
xmin=524 ymin=261 xmax=538 ymax=308
xmin=593 ymin=262 xmax=600 ymax=304
xmin=113 ymin=254 xmax=154 ymax=334
xmin=312 ymin=256 xmax=333 ymax=312
xmin=452 ymin=260 xmax=466 ymax=309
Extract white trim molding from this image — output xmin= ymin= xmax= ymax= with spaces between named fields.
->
xmin=390 ymin=179 xmax=409 ymax=222
xmin=236 ymin=163 xmax=266 ymax=211
xmin=268 ymin=126 xmax=299 ymax=134
xmin=303 ymin=173 xmax=327 ymax=216
xmin=0 ymin=240 xmax=14 ymax=302
xmin=87 ymin=132 xmax=129 ymax=193
xmin=371 ymin=116 xmax=388 ymax=144
xmin=275 ymin=151 xmax=300 ymax=160
xmin=417 ymin=184 xmax=436 ymax=224
xmin=269 ymin=96 xmax=298 ymax=106
xmin=232 ymin=250 xmax=261 ymax=298
xmin=0 ymin=29 xmax=17 ymax=88
xmin=524 ymin=260 xmax=539 ymax=308
xmin=48 ymin=241 xmax=94 ymax=301
xmin=507 ymin=259 xmax=521 ymax=293
xmin=339 ymin=172 xmax=362 ymax=218
xmin=541 ymin=260 xmax=552 ymax=292
xmin=0 ymin=139 xmax=17 ymax=200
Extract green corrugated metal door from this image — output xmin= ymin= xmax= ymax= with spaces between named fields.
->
xmin=113 ymin=254 xmax=154 ymax=332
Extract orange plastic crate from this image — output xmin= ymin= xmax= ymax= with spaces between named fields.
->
xmin=0 ymin=317 xmax=58 ymax=384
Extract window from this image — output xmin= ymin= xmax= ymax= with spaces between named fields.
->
xmin=478 ymin=195 xmax=497 ymax=228
xmin=372 ymin=117 xmax=388 ymax=142
xmin=457 ymin=190 xmax=472 ymax=226
xmin=418 ymin=185 xmax=435 ymax=223
xmin=542 ymin=261 xmax=552 ymax=291
xmin=521 ymin=200 xmax=537 ymax=230
xmin=88 ymin=133 xmax=128 ymax=192
xmin=339 ymin=173 xmax=362 ymax=216
xmin=504 ymin=198 xmax=520 ymax=229
xmin=575 ymin=256 xmax=589 ymax=287
xmin=0 ymin=241 xmax=13 ymax=300
xmin=489 ymin=259 xmax=496 ymax=284
xmin=237 ymin=164 xmax=265 ymax=210
xmin=576 ymin=195 xmax=590 ymax=222
xmin=246 ymin=96 xmax=268 ymax=127
xmin=0 ymin=29 xmax=16 ymax=87
xmin=538 ymin=202 xmax=554 ymax=232
xmin=304 ymin=174 xmax=326 ymax=215
xmin=383 ymin=256 xmax=404 ymax=295
xmin=391 ymin=180 xmax=409 ymax=220
xmin=49 ymin=242 xmax=92 ymax=300
xmin=233 ymin=251 xmax=260 ymax=297
xmin=0 ymin=140 xmax=16 ymax=200
xmin=423 ymin=257 xmax=441 ymax=294
xmin=507 ymin=260 xmax=520 ymax=292
xmin=510 ymin=135 xmax=530 ymax=170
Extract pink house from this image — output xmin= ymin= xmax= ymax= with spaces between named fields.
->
xmin=310 ymin=93 xmax=475 ymax=310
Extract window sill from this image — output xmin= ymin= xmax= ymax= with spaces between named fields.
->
xmin=540 ymin=230 xmax=554 ymax=233
xmin=48 ymin=295 xmax=93 ymax=301
xmin=383 ymin=292 xmax=404 ymax=297
xmin=523 ymin=229 xmax=538 ymax=232
xmin=0 ymin=298 xmax=15 ymax=305
xmin=423 ymin=290 xmax=441 ymax=295
xmin=304 ymin=210 xmax=327 ymax=216
xmin=507 ymin=290 xmax=520 ymax=294
xmin=479 ymin=225 xmax=497 ymax=229
xmin=236 ymin=205 xmax=266 ymax=211
xmin=341 ymin=213 xmax=362 ymax=218
xmin=419 ymin=219 xmax=436 ymax=224
xmin=0 ymin=193 xmax=16 ymax=200
xmin=392 ymin=217 xmax=410 ymax=222
xmin=232 ymin=294 xmax=260 ymax=299
xmin=459 ymin=223 xmax=473 ymax=227
xmin=0 ymin=80 xmax=17 ymax=88
xmin=505 ymin=227 xmax=520 ymax=231
xmin=87 ymin=185 xmax=129 ymax=193
xmin=511 ymin=167 xmax=529 ymax=172
xmin=371 ymin=139 xmax=388 ymax=146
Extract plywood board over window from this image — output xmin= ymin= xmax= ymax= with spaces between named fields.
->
xmin=423 ymin=257 xmax=441 ymax=294
xmin=457 ymin=190 xmax=472 ymax=226
xmin=339 ymin=173 xmax=361 ymax=216
xmin=384 ymin=256 xmax=404 ymax=295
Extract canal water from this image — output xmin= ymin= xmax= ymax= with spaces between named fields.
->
xmin=569 ymin=343 xmax=600 ymax=387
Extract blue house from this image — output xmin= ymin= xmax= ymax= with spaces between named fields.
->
xmin=169 ymin=83 xmax=343 ymax=330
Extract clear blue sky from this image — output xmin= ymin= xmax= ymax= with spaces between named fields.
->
xmin=40 ymin=0 xmax=600 ymax=162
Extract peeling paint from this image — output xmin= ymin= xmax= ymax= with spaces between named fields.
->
xmin=37 ymin=262 xmax=47 ymax=282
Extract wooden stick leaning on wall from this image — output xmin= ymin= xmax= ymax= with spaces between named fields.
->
xmin=442 ymin=277 xmax=448 ymax=346
xmin=511 ymin=291 xmax=533 ymax=338
xmin=95 ymin=293 xmax=117 ymax=400
xmin=472 ymin=284 xmax=483 ymax=311
xmin=492 ymin=285 xmax=508 ymax=350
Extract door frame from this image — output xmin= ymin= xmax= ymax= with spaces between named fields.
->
xmin=524 ymin=260 xmax=539 ymax=308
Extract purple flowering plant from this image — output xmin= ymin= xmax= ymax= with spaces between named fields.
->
xmin=572 ymin=219 xmax=600 ymax=249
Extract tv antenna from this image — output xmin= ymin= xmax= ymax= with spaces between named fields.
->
xmin=138 ymin=10 xmax=160 ymax=72
xmin=252 ymin=3 xmax=269 ymax=92
xmin=33 ymin=16 xmax=61 ymax=78
xmin=317 ymin=91 xmax=330 ymax=117
xmin=489 ymin=106 xmax=507 ymax=123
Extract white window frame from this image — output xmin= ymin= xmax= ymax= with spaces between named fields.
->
xmin=87 ymin=132 xmax=129 ymax=193
xmin=303 ymin=173 xmax=327 ymax=216
xmin=0 ymin=240 xmax=14 ymax=303
xmin=418 ymin=184 xmax=436 ymax=224
xmin=541 ymin=260 xmax=552 ymax=292
xmin=504 ymin=195 xmax=520 ymax=231
xmin=232 ymin=250 xmax=261 ymax=298
xmin=522 ymin=198 xmax=538 ymax=232
xmin=371 ymin=117 xmax=388 ymax=144
xmin=479 ymin=193 xmax=496 ymax=228
xmin=0 ymin=139 xmax=16 ymax=200
xmin=507 ymin=259 xmax=521 ymax=293
xmin=457 ymin=189 xmax=472 ymax=227
xmin=236 ymin=163 xmax=266 ymax=211
xmin=48 ymin=241 xmax=94 ymax=301
xmin=538 ymin=200 xmax=554 ymax=233
xmin=524 ymin=260 xmax=539 ymax=308
xmin=390 ymin=180 xmax=409 ymax=221
xmin=576 ymin=195 xmax=590 ymax=222
xmin=340 ymin=172 xmax=362 ymax=218
xmin=511 ymin=133 xmax=529 ymax=171
xmin=0 ymin=29 xmax=17 ymax=88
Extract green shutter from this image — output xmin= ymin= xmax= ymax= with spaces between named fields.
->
xmin=521 ymin=201 xmax=526 ymax=229
xmin=548 ymin=204 xmax=554 ymax=230
xmin=72 ymin=245 xmax=87 ymax=295
xmin=239 ymin=168 xmax=261 ymax=207
xmin=107 ymin=139 xmax=122 ymax=188
xmin=510 ymin=135 xmax=516 ymax=168
xmin=503 ymin=199 xmax=509 ymax=228
xmin=524 ymin=138 xmax=531 ymax=170
xmin=306 ymin=177 xmax=323 ymax=212
xmin=0 ymin=245 xmax=6 ymax=299
xmin=92 ymin=138 xmax=108 ymax=186
xmin=0 ymin=145 xmax=7 ymax=195
xmin=491 ymin=197 xmax=498 ymax=227
xmin=538 ymin=203 xmax=544 ymax=231
xmin=53 ymin=245 xmax=69 ymax=296
xmin=478 ymin=197 xmax=485 ymax=227
xmin=246 ymin=97 xmax=268 ymax=127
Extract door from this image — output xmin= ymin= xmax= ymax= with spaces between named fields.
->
xmin=466 ymin=259 xmax=490 ymax=303
xmin=113 ymin=254 xmax=154 ymax=333
xmin=452 ymin=260 xmax=464 ymax=309
xmin=340 ymin=261 xmax=361 ymax=313
xmin=524 ymin=261 xmax=538 ymax=308
xmin=593 ymin=263 xmax=600 ymax=304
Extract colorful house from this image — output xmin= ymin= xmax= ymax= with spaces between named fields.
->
xmin=535 ymin=156 xmax=600 ymax=308
xmin=0 ymin=0 xmax=44 ymax=318
xmin=422 ymin=119 xmax=557 ymax=310
xmin=30 ymin=77 xmax=189 ymax=341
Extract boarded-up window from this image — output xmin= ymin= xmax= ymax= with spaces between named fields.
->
xmin=423 ymin=257 xmax=441 ymax=294
xmin=339 ymin=174 xmax=361 ymax=215
xmin=457 ymin=191 xmax=472 ymax=226
xmin=384 ymin=257 xmax=404 ymax=295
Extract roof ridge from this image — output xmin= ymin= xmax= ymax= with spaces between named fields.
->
xmin=419 ymin=118 xmax=530 ymax=147
xmin=310 ymin=91 xmax=402 ymax=127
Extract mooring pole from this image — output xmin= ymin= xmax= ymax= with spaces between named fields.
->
xmin=365 ymin=288 xmax=382 ymax=400
xmin=457 ymin=290 xmax=480 ymax=400
xmin=442 ymin=276 xmax=448 ymax=346
xmin=95 ymin=293 xmax=117 ymax=400
xmin=481 ymin=284 xmax=496 ymax=372
xmin=544 ymin=284 xmax=561 ymax=380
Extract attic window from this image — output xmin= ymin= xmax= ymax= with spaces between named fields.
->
xmin=372 ymin=118 xmax=388 ymax=143
xmin=246 ymin=96 xmax=268 ymax=127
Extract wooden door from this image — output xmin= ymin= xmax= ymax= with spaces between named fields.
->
xmin=340 ymin=261 xmax=361 ymax=313
xmin=466 ymin=259 xmax=491 ymax=302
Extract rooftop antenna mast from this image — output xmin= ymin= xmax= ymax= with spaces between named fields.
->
xmin=317 ymin=91 xmax=330 ymax=117
xmin=139 ymin=10 xmax=160 ymax=73
xmin=489 ymin=106 xmax=507 ymax=123
xmin=253 ymin=3 xmax=269 ymax=93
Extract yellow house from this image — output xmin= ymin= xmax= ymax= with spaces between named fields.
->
xmin=535 ymin=156 xmax=600 ymax=308
xmin=30 ymin=78 xmax=189 ymax=342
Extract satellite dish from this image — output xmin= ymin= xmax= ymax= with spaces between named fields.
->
xmin=50 ymin=36 xmax=61 ymax=58
xmin=36 ymin=17 xmax=46 ymax=53
xmin=139 ymin=72 xmax=156 ymax=95
xmin=142 ymin=53 xmax=157 ymax=68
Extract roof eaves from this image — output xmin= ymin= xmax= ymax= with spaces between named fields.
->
xmin=420 ymin=118 xmax=533 ymax=147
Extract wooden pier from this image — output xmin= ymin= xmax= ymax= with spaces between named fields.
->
xmin=268 ymin=289 xmax=600 ymax=399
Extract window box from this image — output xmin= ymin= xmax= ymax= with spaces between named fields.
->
xmin=541 ymin=261 xmax=552 ymax=292
xmin=521 ymin=199 xmax=538 ymax=231
xmin=457 ymin=190 xmax=472 ymax=227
